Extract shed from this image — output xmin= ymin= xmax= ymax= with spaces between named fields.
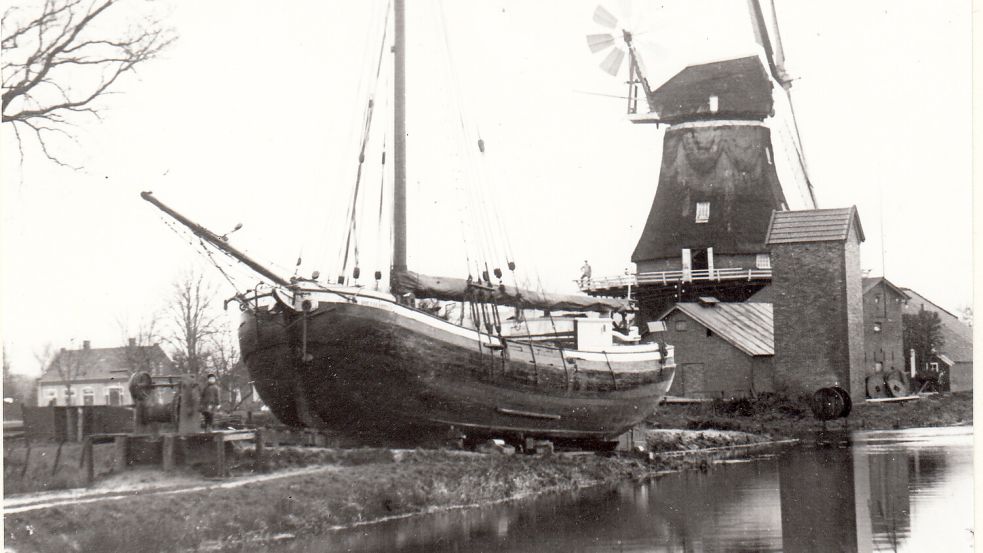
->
xmin=658 ymin=301 xmax=774 ymax=399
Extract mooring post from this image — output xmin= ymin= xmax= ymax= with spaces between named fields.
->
xmin=213 ymin=434 xmax=226 ymax=477
xmin=162 ymin=435 xmax=175 ymax=472
xmin=114 ymin=436 xmax=129 ymax=472
xmin=254 ymin=429 xmax=266 ymax=472
xmin=83 ymin=437 xmax=94 ymax=484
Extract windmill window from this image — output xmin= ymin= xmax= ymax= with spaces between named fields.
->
xmin=708 ymin=95 xmax=719 ymax=113
xmin=675 ymin=320 xmax=688 ymax=332
xmin=765 ymin=146 xmax=773 ymax=165
xmin=755 ymin=254 xmax=771 ymax=269
xmin=695 ymin=202 xmax=710 ymax=223
xmin=873 ymin=322 xmax=882 ymax=333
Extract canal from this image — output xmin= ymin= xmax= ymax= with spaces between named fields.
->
xmin=258 ymin=426 xmax=973 ymax=552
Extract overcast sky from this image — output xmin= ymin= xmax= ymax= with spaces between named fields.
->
xmin=1 ymin=0 xmax=972 ymax=375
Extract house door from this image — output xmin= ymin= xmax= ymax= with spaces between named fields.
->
xmin=108 ymin=388 xmax=122 ymax=406
xmin=681 ymin=363 xmax=705 ymax=397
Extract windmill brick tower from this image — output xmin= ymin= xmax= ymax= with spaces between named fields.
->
xmin=584 ymin=1 xmax=818 ymax=322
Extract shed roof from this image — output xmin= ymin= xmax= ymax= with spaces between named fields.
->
xmin=663 ymin=302 xmax=774 ymax=356
xmin=765 ymin=207 xmax=865 ymax=245
xmin=901 ymin=288 xmax=973 ymax=363
xmin=39 ymin=344 xmax=174 ymax=383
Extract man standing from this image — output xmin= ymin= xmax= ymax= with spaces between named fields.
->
xmin=579 ymin=260 xmax=592 ymax=287
xmin=201 ymin=373 xmax=221 ymax=431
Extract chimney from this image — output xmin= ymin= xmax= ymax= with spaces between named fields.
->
xmin=82 ymin=340 xmax=90 ymax=350
xmin=129 ymin=338 xmax=136 ymax=347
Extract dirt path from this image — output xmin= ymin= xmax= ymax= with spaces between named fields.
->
xmin=4 ymin=464 xmax=340 ymax=515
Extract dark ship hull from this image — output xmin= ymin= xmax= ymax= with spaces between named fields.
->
xmin=240 ymin=287 xmax=675 ymax=447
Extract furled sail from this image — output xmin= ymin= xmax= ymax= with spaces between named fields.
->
xmin=392 ymin=270 xmax=629 ymax=312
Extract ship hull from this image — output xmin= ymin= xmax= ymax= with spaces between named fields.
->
xmin=240 ymin=289 xmax=675 ymax=446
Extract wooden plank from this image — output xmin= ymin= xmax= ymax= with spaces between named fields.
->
xmin=113 ymin=436 xmax=128 ymax=472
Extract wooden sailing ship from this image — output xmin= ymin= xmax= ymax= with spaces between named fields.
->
xmin=143 ymin=0 xmax=676 ymax=447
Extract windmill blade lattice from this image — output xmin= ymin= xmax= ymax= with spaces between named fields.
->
xmin=588 ymin=5 xmax=626 ymax=76
xmin=586 ymin=3 xmax=667 ymax=79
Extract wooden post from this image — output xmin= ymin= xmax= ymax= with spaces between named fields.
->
xmin=254 ymin=429 xmax=266 ymax=472
xmin=162 ymin=435 xmax=175 ymax=472
xmin=114 ymin=436 xmax=129 ymax=472
xmin=83 ymin=437 xmax=94 ymax=484
xmin=213 ymin=434 xmax=226 ymax=477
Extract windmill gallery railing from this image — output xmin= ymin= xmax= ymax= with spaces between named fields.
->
xmin=577 ymin=267 xmax=773 ymax=292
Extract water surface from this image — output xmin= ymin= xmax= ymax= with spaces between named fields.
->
xmin=264 ymin=426 xmax=974 ymax=552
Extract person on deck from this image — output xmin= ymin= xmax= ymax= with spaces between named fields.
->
xmin=579 ymin=260 xmax=592 ymax=287
xmin=201 ymin=373 xmax=221 ymax=431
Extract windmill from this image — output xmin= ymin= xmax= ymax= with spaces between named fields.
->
xmin=582 ymin=0 xmax=818 ymax=319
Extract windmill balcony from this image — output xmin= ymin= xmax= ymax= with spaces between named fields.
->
xmin=577 ymin=267 xmax=773 ymax=292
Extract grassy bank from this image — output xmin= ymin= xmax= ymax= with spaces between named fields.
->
xmin=4 ymin=431 xmax=774 ymax=552
xmin=646 ymin=391 xmax=973 ymax=438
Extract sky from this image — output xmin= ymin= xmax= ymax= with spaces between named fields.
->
xmin=1 ymin=0 xmax=973 ymax=375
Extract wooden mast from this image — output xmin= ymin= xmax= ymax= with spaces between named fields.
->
xmin=392 ymin=0 xmax=407 ymax=276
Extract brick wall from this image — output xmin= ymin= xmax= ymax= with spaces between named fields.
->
xmin=770 ymin=234 xmax=866 ymax=401
xmin=862 ymin=282 xmax=905 ymax=375
xmin=660 ymin=310 xmax=773 ymax=398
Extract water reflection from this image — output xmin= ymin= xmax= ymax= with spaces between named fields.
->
xmin=257 ymin=427 xmax=972 ymax=553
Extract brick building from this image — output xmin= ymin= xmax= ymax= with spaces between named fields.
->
xmin=657 ymin=299 xmax=774 ymax=398
xmin=37 ymin=340 xmax=174 ymax=407
xmin=765 ymin=207 xmax=866 ymax=402
xmin=861 ymin=277 xmax=909 ymax=376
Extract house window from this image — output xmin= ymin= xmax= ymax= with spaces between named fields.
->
xmin=929 ymin=362 xmax=939 ymax=372
xmin=675 ymin=320 xmax=688 ymax=332
xmin=873 ymin=322 xmax=882 ymax=333
xmin=82 ymin=388 xmax=94 ymax=406
xmin=45 ymin=389 xmax=58 ymax=406
xmin=695 ymin=202 xmax=710 ymax=223
xmin=705 ymin=328 xmax=713 ymax=338
xmin=755 ymin=254 xmax=771 ymax=269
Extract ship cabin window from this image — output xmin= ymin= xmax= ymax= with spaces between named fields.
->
xmin=695 ymin=202 xmax=710 ymax=223
xmin=674 ymin=320 xmax=687 ymax=332
xmin=755 ymin=254 xmax=771 ymax=269
xmin=873 ymin=322 xmax=882 ymax=333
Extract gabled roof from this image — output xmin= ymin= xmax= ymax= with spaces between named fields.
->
xmin=765 ymin=207 xmax=865 ymax=245
xmin=862 ymin=277 xmax=909 ymax=299
xmin=39 ymin=344 xmax=174 ymax=383
xmin=662 ymin=302 xmax=774 ymax=357
xmin=648 ymin=55 xmax=774 ymax=124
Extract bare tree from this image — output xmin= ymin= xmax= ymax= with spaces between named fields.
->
xmin=35 ymin=341 xmax=88 ymax=406
xmin=2 ymin=0 xmax=175 ymax=167
xmin=165 ymin=270 xmax=222 ymax=376
xmin=117 ymin=315 xmax=167 ymax=375
xmin=206 ymin=325 xmax=241 ymax=410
